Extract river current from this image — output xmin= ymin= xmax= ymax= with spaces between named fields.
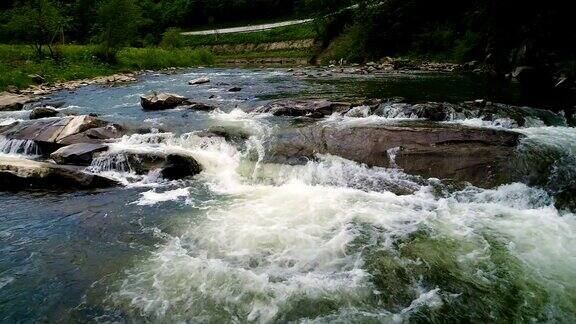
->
xmin=0 ymin=68 xmax=575 ymax=322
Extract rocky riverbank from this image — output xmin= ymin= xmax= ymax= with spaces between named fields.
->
xmin=0 ymin=73 xmax=137 ymax=112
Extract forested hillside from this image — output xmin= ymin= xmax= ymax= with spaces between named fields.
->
xmin=0 ymin=0 xmax=347 ymax=45
xmin=1 ymin=0 xmax=574 ymax=106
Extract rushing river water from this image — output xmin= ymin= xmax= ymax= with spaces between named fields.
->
xmin=0 ymin=68 xmax=575 ymax=322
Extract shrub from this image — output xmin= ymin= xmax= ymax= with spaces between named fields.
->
xmin=160 ymin=28 xmax=185 ymax=49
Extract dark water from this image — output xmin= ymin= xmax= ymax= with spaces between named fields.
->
xmin=1 ymin=68 xmax=575 ymax=323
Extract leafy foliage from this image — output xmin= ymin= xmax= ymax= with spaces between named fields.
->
xmin=5 ymin=0 xmax=68 ymax=58
xmin=160 ymin=28 xmax=185 ymax=49
xmin=94 ymin=0 xmax=142 ymax=62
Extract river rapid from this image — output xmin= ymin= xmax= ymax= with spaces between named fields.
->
xmin=0 ymin=68 xmax=575 ymax=322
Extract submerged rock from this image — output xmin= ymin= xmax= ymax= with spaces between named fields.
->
xmin=50 ymin=143 xmax=108 ymax=166
xmin=265 ymin=121 xmax=522 ymax=188
xmin=140 ymin=92 xmax=191 ymax=110
xmin=228 ymin=87 xmax=242 ymax=92
xmin=29 ymin=107 xmax=59 ymax=120
xmin=0 ymin=156 xmax=117 ymax=189
xmin=254 ymin=99 xmax=352 ymax=118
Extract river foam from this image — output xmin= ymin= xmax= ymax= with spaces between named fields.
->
xmin=109 ymin=116 xmax=576 ymax=322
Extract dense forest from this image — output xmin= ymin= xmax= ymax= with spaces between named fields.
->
xmin=0 ymin=0 xmax=344 ymax=45
xmin=1 ymin=0 xmax=574 ymax=104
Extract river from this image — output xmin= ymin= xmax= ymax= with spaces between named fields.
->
xmin=0 ymin=68 xmax=575 ymax=322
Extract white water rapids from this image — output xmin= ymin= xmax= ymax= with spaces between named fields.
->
xmin=73 ymin=110 xmax=576 ymax=322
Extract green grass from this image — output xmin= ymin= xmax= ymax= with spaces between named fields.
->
xmin=0 ymin=44 xmax=214 ymax=91
xmin=183 ymin=22 xmax=316 ymax=47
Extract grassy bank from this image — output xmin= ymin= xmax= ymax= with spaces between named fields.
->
xmin=183 ymin=22 xmax=316 ymax=47
xmin=0 ymin=45 xmax=214 ymax=91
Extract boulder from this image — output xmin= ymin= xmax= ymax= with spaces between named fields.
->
xmin=50 ymin=143 xmax=108 ymax=166
xmin=93 ymin=151 xmax=202 ymax=180
xmin=30 ymin=107 xmax=59 ymax=120
xmin=344 ymin=105 xmax=371 ymax=118
xmin=161 ymin=154 xmax=203 ymax=180
xmin=189 ymin=102 xmax=217 ymax=111
xmin=254 ymin=99 xmax=352 ymax=118
xmin=0 ymin=92 xmax=36 ymax=111
xmin=0 ymin=116 xmax=124 ymax=151
xmin=265 ymin=121 xmax=523 ymax=188
xmin=188 ymin=77 xmax=210 ymax=85
xmin=0 ymin=156 xmax=117 ymax=190
xmin=140 ymin=92 xmax=191 ymax=110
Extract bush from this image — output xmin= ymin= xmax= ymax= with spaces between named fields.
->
xmin=160 ymin=28 xmax=185 ymax=49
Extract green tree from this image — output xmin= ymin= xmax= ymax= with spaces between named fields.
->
xmin=160 ymin=28 xmax=185 ymax=49
xmin=95 ymin=0 xmax=141 ymax=62
xmin=5 ymin=0 xmax=68 ymax=58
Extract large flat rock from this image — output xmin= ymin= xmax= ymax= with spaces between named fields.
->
xmin=50 ymin=143 xmax=109 ymax=166
xmin=266 ymin=121 xmax=523 ymax=187
xmin=0 ymin=156 xmax=117 ymax=189
xmin=0 ymin=116 xmax=124 ymax=150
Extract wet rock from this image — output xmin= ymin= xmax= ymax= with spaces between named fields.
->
xmin=50 ymin=143 xmax=108 ymax=166
xmin=97 ymin=152 xmax=202 ymax=180
xmin=0 ymin=92 xmax=36 ymax=111
xmin=373 ymin=103 xmax=415 ymax=118
xmin=0 ymin=116 xmax=124 ymax=151
xmin=30 ymin=107 xmax=59 ymax=120
xmin=57 ymin=124 xmax=124 ymax=145
xmin=228 ymin=87 xmax=242 ymax=92
xmin=189 ymin=102 xmax=217 ymax=111
xmin=205 ymin=125 xmax=252 ymax=141
xmin=411 ymin=102 xmax=458 ymax=121
xmin=468 ymin=102 xmax=566 ymax=127
xmin=161 ymin=154 xmax=203 ymax=180
xmin=254 ymin=99 xmax=352 ymax=118
xmin=374 ymin=102 xmax=459 ymax=121
xmin=188 ymin=77 xmax=210 ymax=85
xmin=0 ymin=156 xmax=117 ymax=190
xmin=266 ymin=121 xmax=522 ymax=188
xmin=140 ymin=92 xmax=191 ymax=110
xmin=344 ymin=105 xmax=371 ymax=118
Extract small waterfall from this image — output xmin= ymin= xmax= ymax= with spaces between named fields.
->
xmin=386 ymin=146 xmax=400 ymax=168
xmin=0 ymin=136 xmax=41 ymax=156
xmin=89 ymin=153 xmax=134 ymax=173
